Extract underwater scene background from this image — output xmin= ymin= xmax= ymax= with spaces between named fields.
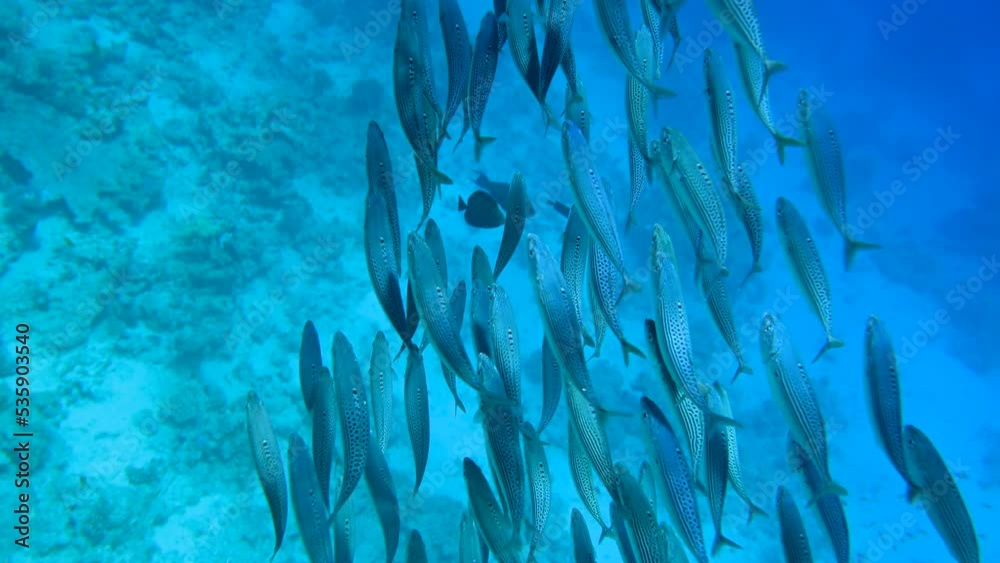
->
xmin=1 ymin=0 xmax=997 ymax=561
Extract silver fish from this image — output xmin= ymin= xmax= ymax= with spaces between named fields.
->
xmin=568 ymin=416 xmax=612 ymax=538
xmin=713 ymin=381 xmax=767 ymax=521
xmin=246 ymin=391 xmax=287 ymax=561
xmin=332 ymin=331 xmax=370 ymax=513
xmin=797 ymin=89 xmax=880 ymax=269
xmin=733 ymin=43 xmax=802 ymax=164
xmin=478 ymin=354 xmax=525 ymax=538
xmin=775 ymin=197 xmax=845 ymax=362
xmin=366 ymin=121 xmax=402 ymax=271
xmin=445 ymin=280 xmax=469 ymax=413
xmin=459 ymin=509 xmax=486 ymax=563
xmin=404 ymin=345 xmax=430 ymax=493
xmin=369 ymin=331 xmax=394 ymax=454
xmin=299 ymin=320 xmax=323 ymax=411
xmin=470 ymin=245 xmax=495 ymax=360
xmin=615 ymin=463 xmax=668 ymax=563
xmin=787 ymin=436 xmax=849 ymax=563
xmin=560 ymin=42 xmax=582 ymax=100
xmin=626 ymin=26 xmax=655 ymax=168
xmin=639 ymin=0 xmax=663 ymax=80
xmin=522 ymin=421 xmax=552 ymax=561
xmin=705 ymin=0 xmax=785 ymax=102
xmin=439 ymin=0 xmax=473 ymax=138
xmin=625 ymin=134 xmax=650 ymax=232
xmin=759 ymin=313 xmax=847 ymax=500
xmin=365 ymin=189 xmax=412 ymax=347
xmin=776 ymin=486 xmax=813 ymax=563
xmin=586 ymin=250 xmax=609 ymax=357
xmin=406 ymin=529 xmax=428 ymax=563
xmin=560 ymin=206 xmax=595 ymax=348
xmin=589 ymin=239 xmax=646 ymax=366
xmin=565 ymin=375 xmax=619 ymax=508
xmin=468 ymin=12 xmax=500 ymax=161
xmin=488 ymin=284 xmax=522 ymax=404
xmin=571 ymin=508 xmax=597 ymax=563
xmin=312 ymin=370 xmax=338 ymax=509
xmin=364 ymin=437 xmax=400 ymax=563
xmin=705 ymin=429 xmax=743 ymax=556
xmin=864 ymin=315 xmax=916 ymax=489
xmin=288 ymin=432 xmax=334 ymax=563
xmin=593 ymin=0 xmax=675 ymax=101
xmin=408 ymin=233 xmax=481 ymax=390
xmin=731 ymin=164 xmax=764 ymax=286
xmin=562 ymin=121 xmax=637 ymax=288
xmin=507 ymin=0 xmax=542 ymax=101
xmin=564 ymin=83 xmax=592 ymax=142
xmin=332 ymin=500 xmax=354 ymax=563
xmin=640 ymin=396 xmax=709 ymax=563
xmin=701 ymin=270 xmax=754 ymax=381
xmin=903 ymin=425 xmax=979 ymax=563
xmin=704 ymin=48 xmax=742 ymax=201
xmin=539 ymin=0 xmax=580 ymax=104
xmin=537 ymin=339 xmax=561 ymax=433
xmin=637 ymin=459 xmax=656 ymax=508
xmin=526 ymin=233 xmax=598 ymax=406
xmin=493 ymin=171 xmax=528 ymax=280
xmin=609 ymin=501 xmax=640 ymax=563
xmin=652 ymin=140 xmax=716 ymax=283
xmin=463 ymin=457 xmax=520 ymax=563
xmin=414 ymin=154 xmax=438 ymax=229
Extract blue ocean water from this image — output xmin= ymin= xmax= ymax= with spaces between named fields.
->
xmin=1 ymin=0 xmax=996 ymax=561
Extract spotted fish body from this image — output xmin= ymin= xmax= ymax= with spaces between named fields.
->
xmin=615 ymin=463 xmax=668 ymax=563
xmin=469 ymin=245 xmax=495 ymax=361
xmin=439 ymin=0 xmax=472 ymax=138
xmin=522 ymin=422 xmax=552 ymax=561
xmin=365 ymin=190 xmax=412 ymax=348
xmin=701 ymin=271 xmax=753 ymax=381
xmin=488 ymin=284 xmax=522 ymax=404
xmin=787 ymin=436 xmax=849 ymax=563
xmin=653 ymin=141 xmax=715 ymax=280
xmin=443 ymin=281 xmax=469 ymax=413
xmin=507 ymin=0 xmax=541 ymax=100
xmin=246 ymin=391 xmax=287 ymax=561
xmin=494 ymin=172 xmax=528 ymax=280
xmin=539 ymin=0 xmax=580 ymax=103
xmin=731 ymin=165 xmax=764 ymax=285
xmin=366 ymin=122 xmax=402 ymax=271
xmin=288 ymin=432 xmax=334 ymax=563
xmin=797 ymin=90 xmax=880 ymax=269
xmin=639 ymin=0 xmax=663 ymax=80
xmin=404 ymin=345 xmax=430 ymax=493
xmin=586 ymin=254 xmax=608 ymax=357
xmin=568 ymin=416 xmax=612 ymax=536
xmin=561 ymin=43 xmax=582 ymax=100
xmin=641 ymin=397 xmax=709 ymax=563
xmin=299 ymin=321 xmax=323 ymax=411
xmin=626 ymin=134 xmax=650 ymax=232
xmin=408 ymin=233 xmax=481 ymax=390
xmin=369 ymin=331 xmax=394 ymax=454
xmin=661 ymin=127 xmax=729 ymax=274
xmin=538 ymin=340 xmax=561 ymax=433
xmin=589 ymin=239 xmax=646 ymax=366
xmin=565 ymin=377 xmax=619 ymax=509
xmin=713 ymin=382 xmax=766 ymax=521
xmin=775 ymin=197 xmax=845 ymax=362
xmin=903 ymin=426 xmax=979 ymax=563
xmin=705 ymin=430 xmax=742 ymax=556
xmin=776 ymin=486 xmax=813 ymax=563
xmin=560 ymin=207 xmax=595 ymax=348
xmin=312 ymin=371 xmax=338 ymax=509
xmin=609 ymin=501 xmax=640 ymax=563
xmin=478 ymin=355 xmax=525 ymax=537
xmin=571 ymin=508 xmax=597 ymax=563
xmin=331 ymin=333 xmax=370 ymax=515
xmin=526 ymin=234 xmax=597 ymax=405
xmin=864 ymin=315 xmax=916 ymax=490
xmin=704 ymin=49 xmax=742 ymax=200
xmin=463 ymin=458 xmax=521 ymax=563
xmin=733 ymin=44 xmax=803 ymax=164
xmin=626 ymin=26 xmax=655 ymax=168
xmin=562 ymin=122 xmax=634 ymax=285
xmin=364 ymin=437 xmax=400 ymax=563
xmin=643 ymin=319 xmax=707 ymax=481
xmin=705 ymin=0 xmax=785 ymax=100
xmin=593 ymin=0 xmax=675 ymax=101
xmin=333 ymin=501 xmax=354 ymax=563
xmin=469 ymin=12 xmax=501 ymax=161
xmin=565 ymin=85 xmax=592 ymax=142
xmin=759 ymin=313 xmax=846 ymax=500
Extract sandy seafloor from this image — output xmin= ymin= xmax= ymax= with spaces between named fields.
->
xmin=0 ymin=0 xmax=997 ymax=561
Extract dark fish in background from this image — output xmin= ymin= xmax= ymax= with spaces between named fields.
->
xmin=467 ymin=11 xmax=500 ymax=161
xmin=788 ymin=435 xmax=850 ymax=563
xmin=364 ymin=435 xmax=400 ymax=563
xmin=439 ymin=0 xmax=472 ymax=140
xmin=474 ymin=172 xmax=537 ymax=216
xmin=776 ymin=486 xmax=813 ymax=563
xmin=331 ymin=332 xmax=370 ymax=514
xmin=288 ymin=432 xmax=334 ymax=563
xmin=458 ymin=190 xmax=506 ymax=228
xmin=538 ymin=0 xmax=581 ymax=105
xmin=299 ymin=320 xmax=323 ymax=411
xmin=493 ymin=171 xmax=529 ymax=279
xmin=571 ymin=508 xmax=597 ymax=563
xmin=246 ymin=391 xmax=287 ymax=562
xmin=366 ymin=122 xmax=401 ymax=271
xmin=493 ymin=0 xmax=508 ymax=48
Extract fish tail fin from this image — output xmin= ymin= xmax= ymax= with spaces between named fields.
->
xmin=773 ymin=130 xmax=804 ymax=165
xmin=808 ymin=480 xmax=849 ymax=507
xmin=906 ymin=484 xmax=920 ymax=504
xmin=458 ymin=196 xmax=467 ymax=212
xmin=759 ymin=58 xmax=788 ymax=106
xmin=650 ymin=83 xmax=677 ymax=108
xmin=812 ymin=335 xmax=845 ymax=363
xmin=620 ymin=337 xmax=647 ymax=367
xmin=473 ymin=134 xmax=496 ymax=162
xmin=542 ymin=103 xmax=560 ymax=132
xmin=430 ymin=166 xmax=453 ymax=185
xmin=845 ymin=237 xmax=881 ymax=270
xmin=740 ymin=262 xmax=764 ymax=289
xmin=619 ymin=273 xmax=644 ymax=302
xmin=746 ymin=500 xmax=768 ymax=523
xmin=625 ymin=209 xmax=637 ymax=233
xmin=706 ymin=409 xmax=742 ymax=430
xmin=711 ymin=533 xmax=743 ymax=556
xmin=582 ymin=327 xmax=596 ymax=348
xmin=731 ymin=361 xmax=754 ymax=384
xmin=598 ymin=523 xmax=615 ymax=543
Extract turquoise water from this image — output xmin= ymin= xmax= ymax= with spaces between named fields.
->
xmin=1 ymin=0 xmax=996 ymax=561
